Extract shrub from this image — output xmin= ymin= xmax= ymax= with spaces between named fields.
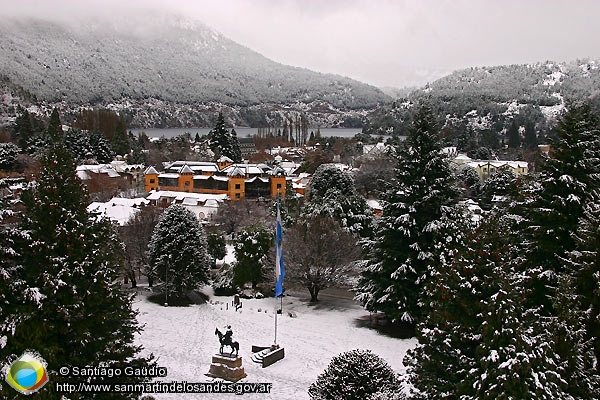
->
xmin=308 ymin=349 xmax=401 ymax=400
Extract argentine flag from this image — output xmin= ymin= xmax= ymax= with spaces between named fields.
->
xmin=275 ymin=204 xmax=285 ymax=298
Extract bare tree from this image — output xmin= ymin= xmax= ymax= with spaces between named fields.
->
xmin=118 ymin=204 xmax=162 ymax=287
xmin=285 ymin=215 xmax=361 ymax=302
xmin=212 ymin=199 xmax=271 ymax=235
xmin=353 ymin=153 xmax=395 ymax=198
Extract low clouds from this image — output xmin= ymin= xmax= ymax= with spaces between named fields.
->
xmin=3 ymin=0 xmax=599 ymax=88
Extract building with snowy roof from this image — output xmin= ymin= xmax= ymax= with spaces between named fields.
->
xmin=87 ymin=196 xmax=150 ymax=226
xmin=146 ymin=190 xmax=227 ymax=221
xmin=144 ymin=160 xmax=287 ymax=200
xmin=362 ymin=142 xmax=388 ymax=158
xmin=467 ymin=160 xmax=529 ymax=181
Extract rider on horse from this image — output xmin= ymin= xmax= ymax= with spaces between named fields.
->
xmin=216 ymin=325 xmax=239 ymax=356
xmin=224 ymin=325 xmax=233 ymax=344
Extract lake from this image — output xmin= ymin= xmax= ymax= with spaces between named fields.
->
xmin=131 ymin=127 xmax=365 ymax=139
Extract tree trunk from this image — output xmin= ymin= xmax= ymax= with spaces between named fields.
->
xmin=125 ymin=261 xmax=137 ymax=288
xmin=309 ymin=285 xmax=320 ymax=302
xmin=128 ymin=272 xmax=137 ymax=288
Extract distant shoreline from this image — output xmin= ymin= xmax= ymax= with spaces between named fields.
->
xmin=131 ymin=127 xmax=367 ymax=139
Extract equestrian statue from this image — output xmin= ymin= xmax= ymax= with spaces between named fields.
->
xmin=215 ymin=325 xmax=239 ymax=357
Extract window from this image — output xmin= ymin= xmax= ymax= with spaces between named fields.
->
xmin=276 ymin=183 xmax=282 ymax=189
xmin=149 ymin=179 xmax=155 ymax=183
xmin=235 ymin=193 xmax=241 ymax=199
xmin=235 ymin=184 xmax=241 ymax=190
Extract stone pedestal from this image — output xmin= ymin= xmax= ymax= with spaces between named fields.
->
xmin=206 ymin=354 xmax=246 ymax=382
xmin=251 ymin=345 xmax=285 ymax=367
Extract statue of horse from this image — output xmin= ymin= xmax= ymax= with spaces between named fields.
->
xmin=215 ymin=327 xmax=239 ymax=356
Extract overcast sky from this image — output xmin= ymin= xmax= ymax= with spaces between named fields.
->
xmin=3 ymin=0 xmax=600 ymax=88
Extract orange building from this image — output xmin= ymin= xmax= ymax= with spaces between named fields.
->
xmin=144 ymin=161 xmax=286 ymax=200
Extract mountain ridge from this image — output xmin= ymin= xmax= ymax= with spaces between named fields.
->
xmin=0 ymin=12 xmax=390 ymax=111
xmin=362 ymin=59 xmax=600 ymax=148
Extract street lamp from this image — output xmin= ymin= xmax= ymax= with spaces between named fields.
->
xmin=164 ymin=255 xmax=170 ymax=307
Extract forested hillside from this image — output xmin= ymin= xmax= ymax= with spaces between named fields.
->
xmin=364 ymin=61 xmax=600 ymax=149
xmin=0 ymin=11 xmax=389 ymax=128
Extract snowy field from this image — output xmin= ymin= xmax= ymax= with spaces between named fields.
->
xmin=134 ymin=290 xmax=416 ymax=399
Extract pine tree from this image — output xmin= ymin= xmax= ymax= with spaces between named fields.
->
xmin=507 ymin=119 xmax=521 ymax=148
xmin=126 ymin=143 xmax=146 ymax=165
xmin=523 ymin=120 xmax=538 ymax=150
xmin=206 ymin=230 xmax=227 ymax=266
xmin=308 ymin=349 xmax=401 ymax=400
xmin=305 ymin=163 xmax=374 ymax=238
xmin=232 ymin=224 xmax=273 ymax=289
xmin=561 ymin=198 xmax=600 ymax=388
xmin=46 ymin=108 xmax=62 ymax=143
xmin=480 ymin=168 xmax=518 ymax=209
xmin=15 ymin=107 xmax=34 ymax=149
xmin=229 ymin=128 xmax=242 ymax=162
xmin=406 ymin=208 xmax=479 ymax=398
xmin=0 ymin=177 xmax=33 ymax=382
xmin=65 ymin=130 xmax=115 ymax=163
xmin=208 ymin=113 xmax=241 ymax=162
xmin=465 ymin=213 xmax=572 ymax=399
xmin=209 ymin=113 xmax=228 ymax=159
xmin=510 ymin=102 xmax=600 ymax=398
xmin=5 ymin=111 xmax=154 ymax=398
xmin=355 ymin=104 xmax=459 ymax=324
xmin=520 ymin=103 xmax=600 ymax=311
xmin=111 ymin=121 xmax=131 ymax=156
xmin=0 ymin=143 xmax=19 ymax=170
xmin=407 ymin=211 xmax=577 ymax=399
xmin=147 ymin=204 xmax=210 ymax=298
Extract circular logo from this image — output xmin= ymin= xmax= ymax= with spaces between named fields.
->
xmin=5 ymin=352 xmax=49 ymax=394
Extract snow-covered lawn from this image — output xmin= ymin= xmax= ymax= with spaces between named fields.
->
xmin=134 ymin=290 xmax=416 ymax=399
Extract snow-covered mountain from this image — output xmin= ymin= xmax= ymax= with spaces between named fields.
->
xmin=364 ymin=60 xmax=600 ymax=136
xmin=0 ymin=11 xmax=389 ymax=114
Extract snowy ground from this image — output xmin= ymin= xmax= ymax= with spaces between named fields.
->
xmin=134 ymin=289 xmax=416 ymax=399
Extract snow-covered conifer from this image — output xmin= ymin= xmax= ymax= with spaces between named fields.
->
xmin=65 ymin=129 xmax=115 ymax=163
xmin=110 ymin=120 xmax=131 ymax=156
xmin=480 ymin=168 xmax=518 ymax=209
xmin=228 ymin=128 xmax=242 ymax=163
xmin=407 ymin=211 xmax=576 ymax=399
xmin=147 ymin=204 xmax=210 ymax=296
xmin=304 ymin=163 xmax=374 ymax=238
xmin=405 ymin=206 xmax=480 ymax=398
xmin=6 ymin=112 xmax=155 ymax=397
xmin=232 ymin=224 xmax=273 ymax=289
xmin=0 ymin=143 xmax=19 ymax=170
xmin=0 ymin=177 xmax=32 ymax=374
xmin=520 ymin=103 xmax=600 ymax=310
xmin=503 ymin=102 xmax=600 ymax=399
xmin=355 ymin=104 xmax=459 ymax=325
xmin=208 ymin=113 xmax=241 ymax=162
xmin=308 ymin=349 xmax=401 ymax=400
xmin=559 ymin=198 xmax=600 ymax=394
xmin=308 ymin=164 xmax=355 ymax=200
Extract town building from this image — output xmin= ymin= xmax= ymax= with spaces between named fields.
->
xmin=466 ymin=160 xmax=529 ymax=181
xmin=144 ymin=159 xmax=287 ymax=200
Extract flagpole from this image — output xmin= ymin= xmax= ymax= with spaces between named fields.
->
xmin=274 ymin=197 xmax=284 ymax=346
xmin=274 ymin=200 xmax=279 ymax=345
xmin=274 ymin=299 xmax=278 ymax=345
